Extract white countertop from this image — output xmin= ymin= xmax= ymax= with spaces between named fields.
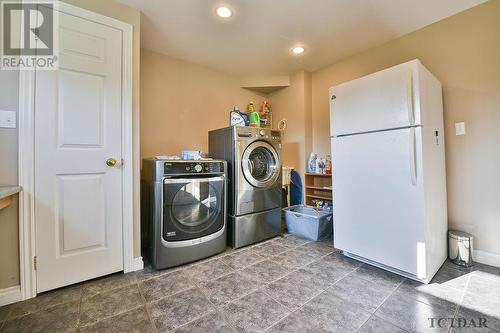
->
xmin=0 ymin=185 xmax=22 ymax=200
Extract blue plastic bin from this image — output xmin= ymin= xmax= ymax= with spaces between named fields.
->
xmin=283 ymin=205 xmax=333 ymax=241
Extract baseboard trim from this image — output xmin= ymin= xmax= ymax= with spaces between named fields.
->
xmin=474 ymin=250 xmax=500 ymax=268
xmin=0 ymin=285 xmax=22 ymax=307
xmin=132 ymin=256 xmax=144 ymax=271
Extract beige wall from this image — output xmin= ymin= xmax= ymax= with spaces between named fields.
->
xmin=140 ymin=49 xmax=267 ymax=158
xmin=269 ymin=71 xmax=312 ymax=176
xmin=311 ymin=0 xmax=500 ymax=255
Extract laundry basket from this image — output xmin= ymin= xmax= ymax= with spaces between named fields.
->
xmin=283 ymin=205 xmax=333 ymax=241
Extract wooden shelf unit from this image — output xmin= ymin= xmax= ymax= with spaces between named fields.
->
xmin=304 ymin=173 xmax=333 ymax=206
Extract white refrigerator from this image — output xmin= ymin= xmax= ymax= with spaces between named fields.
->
xmin=330 ymin=59 xmax=447 ymax=283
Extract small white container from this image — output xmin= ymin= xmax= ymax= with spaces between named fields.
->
xmin=282 ymin=166 xmax=293 ymax=187
xmin=181 ymin=150 xmax=202 ymax=160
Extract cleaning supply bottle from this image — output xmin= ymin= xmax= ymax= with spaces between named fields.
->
xmin=260 ymin=101 xmax=271 ymax=128
xmin=316 ymin=158 xmax=323 ymax=174
xmin=247 ymin=102 xmax=255 ymax=113
xmin=247 ymin=102 xmax=260 ymax=127
xmin=229 ymin=106 xmax=246 ymax=126
xmin=249 ymin=111 xmax=260 ymax=127
xmin=307 ymin=153 xmax=317 ymax=173
xmin=325 ymin=155 xmax=332 ymax=174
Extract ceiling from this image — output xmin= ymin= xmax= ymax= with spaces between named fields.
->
xmin=119 ymin=0 xmax=486 ymax=75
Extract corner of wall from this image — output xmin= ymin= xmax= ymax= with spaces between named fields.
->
xmin=268 ymin=70 xmax=314 ymax=178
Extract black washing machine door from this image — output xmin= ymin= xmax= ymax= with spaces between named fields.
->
xmin=163 ymin=175 xmax=225 ymax=242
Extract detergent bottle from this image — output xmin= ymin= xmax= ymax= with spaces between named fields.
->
xmin=307 ymin=153 xmax=317 ymax=173
xmin=229 ymin=106 xmax=246 ymax=127
xmin=247 ymin=102 xmax=260 ymax=127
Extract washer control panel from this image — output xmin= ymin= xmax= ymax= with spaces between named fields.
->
xmin=164 ymin=161 xmax=225 ymax=174
xmin=237 ymin=128 xmax=281 ymax=141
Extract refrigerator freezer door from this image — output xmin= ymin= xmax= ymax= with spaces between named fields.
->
xmin=330 ymin=64 xmax=418 ymax=137
xmin=332 ymin=127 xmax=425 ymax=276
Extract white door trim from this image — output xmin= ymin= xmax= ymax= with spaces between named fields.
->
xmin=18 ymin=2 xmax=138 ymax=301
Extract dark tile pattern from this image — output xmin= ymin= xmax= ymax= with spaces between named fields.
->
xmin=251 ymin=241 xmax=289 ymax=258
xmin=6 ymin=284 xmax=82 ymax=320
xmin=271 ymin=234 xmax=310 ymax=248
xmin=300 ymin=291 xmax=371 ymax=332
xmin=79 ymin=284 xmax=144 ymax=326
xmin=222 ymin=249 xmax=266 ymax=269
xmin=221 ymin=290 xmax=289 ymax=332
xmin=0 ymin=305 xmax=10 ymax=323
xmin=394 ymin=278 xmax=461 ymax=313
xmin=352 ymin=264 xmax=405 ymax=290
xmin=79 ymin=307 xmax=153 ymax=333
xmin=430 ymin=266 xmax=470 ymax=290
xmin=472 ymin=262 xmax=500 ymax=276
xmin=329 ymin=274 xmax=394 ymax=312
xmin=319 ymin=251 xmax=363 ymax=273
xmin=358 ymin=315 xmax=407 ymax=333
xmin=304 ymin=255 xmax=357 ymax=285
xmin=175 ymin=311 xmax=235 ymax=333
xmin=139 ymin=270 xmax=194 ymax=302
xmin=1 ymin=301 xmax=79 ymax=333
xmin=376 ymin=292 xmax=454 ymax=332
xmin=272 ymin=248 xmax=319 ymax=269
xmin=200 ymin=271 xmax=261 ymax=306
xmin=239 ymin=259 xmax=291 ymax=284
xmin=147 ymin=288 xmax=214 ymax=332
xmin=134 ymin=265 xmax=179 ymax=282
xmin=295 ymin=240 xmax=335 ymax=257
xmin=1 ymin=234 xmax=500 ymax=333
xmin=82 ymin=272 xmax=137 ymax=299
xmin=185 ymin=258 xmax=234 ymax=284
xmin=267 ymin=309 xmax=336 ymax=333
xmin=264 ymin=268 xmax=328 ymax=310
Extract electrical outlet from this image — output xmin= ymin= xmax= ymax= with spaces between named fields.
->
xmin=455 ymin=122 xmax=466 ymax=136
xmin=0 ymin=110 xmax=16 ymax=128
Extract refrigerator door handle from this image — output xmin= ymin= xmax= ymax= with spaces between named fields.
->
xmin=409 ymin=127 xmax=417 ymax=185
xmin=407 ymin=70 xmax=415 ymax=126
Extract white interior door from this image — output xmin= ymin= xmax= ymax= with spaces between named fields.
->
xmin=35 ymin=10 xmax=123 ymax=292
xmin=332 ymin=128 xmax=425 ymax=275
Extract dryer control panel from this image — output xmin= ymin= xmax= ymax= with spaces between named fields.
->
xmin=163 ymin=161 xmax=225 ymax=174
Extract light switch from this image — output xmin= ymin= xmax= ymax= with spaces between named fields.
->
xmin=455 ymin=122 xmax=466 ymax=136
xmin=0 ymin=110 xmax=16 ymax=128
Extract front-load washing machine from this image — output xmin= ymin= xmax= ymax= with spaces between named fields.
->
xmin=141 ymin=159 xmax=227 ymax=269
xmin=209 ymin=127 xmax=282 ymax=248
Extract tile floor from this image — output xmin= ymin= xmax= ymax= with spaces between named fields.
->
xmin=1 ymin=234 xmax=499 ymax=333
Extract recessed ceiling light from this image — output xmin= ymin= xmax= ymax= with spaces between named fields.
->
xmin=292 ymin=46 xmax=305 ymax=55
xmin=216 ymin=6 xmax=232 ymax=18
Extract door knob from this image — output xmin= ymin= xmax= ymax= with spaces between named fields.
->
xmin=106 ymin=158 xmax=117 ymax=167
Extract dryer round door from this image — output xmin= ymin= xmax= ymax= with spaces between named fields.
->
xmin=242 ymin=141 xmax=281 ymax=188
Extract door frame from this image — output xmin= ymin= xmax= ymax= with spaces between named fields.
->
xmin=18 ymin=2 xmax=135 ymax=300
